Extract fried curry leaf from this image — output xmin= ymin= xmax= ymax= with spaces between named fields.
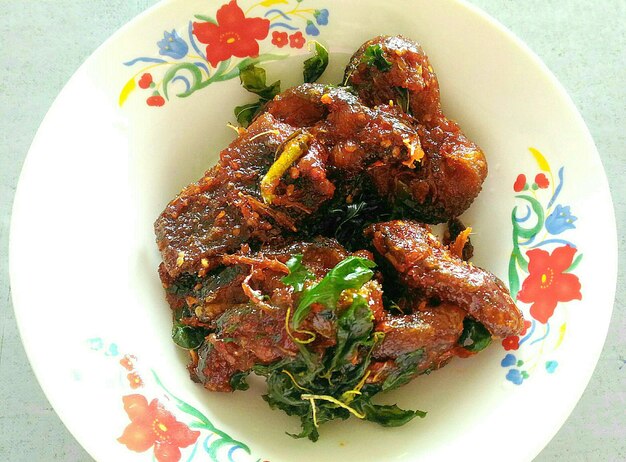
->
xmin=281 ymin=254 xmax=315 ymax=292
xmin=168 ymin=266 xmax=242 ymax=348
xmin=234 ymin=102 xmax=263 ymax=127
xmin=239 ymin=63 xmax=281 ymax=100
xmin=358 ymin=398 xmax=426 ymax=427
xmin=234 ymin=44 xmax=328 ymax=126
xmin=291 ymin=256 xmax=376 ymax=328
xmin=253 ymin=292 xmax=420 ymax=442
xmin=326 ymin=296 xmax=374 ymax=374
xmin=304 ymin=175 xmax=394 ymax=251
xmin=171 ymin=306 xmax=208 ymax=349
xmin=362 ymin=44 xmax=392 ymax=72
xmin=459 ymin=318 xmax=492 ymax=352
xmin=165 ymin=272 xmax=199 ymax=296
xmin=303 ymin=41 xmax=329 ymax=83
xmin=234 ymin=63 xmax=281 ymax=127
xmin=395 ymin=86 xmax=411 ymax=114
xmin=171 ymin=324 xmax=206 ymax=349
xmin=382 ymin=349 xmax=424 ymax=391
xmin=166 ymin=267 xmax=243 ymax=333
xmin=230 ymin=371 xmax=251 ymax=391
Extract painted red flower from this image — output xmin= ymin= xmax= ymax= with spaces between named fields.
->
xmin=192 ymin=0 xmax=270 ymax=67
xmin=517 ymin=245 xmax=582 ymax=323
xmin=289 ymin=31 xmax=305 ymax=48
xmin=535 ymin=173 xmax=549 ymax=189
xmin=271 ymin=31 xmax=288 ymax=48
xmin=127 ymin=372 xmax=144 ymax=389
xmin=513 ymin=174 xmax=526 ymax=192
xmin=147 ymin=95 xmax=166 ymax=107
xmin=502 ymin=335 xmax=520 ymax=350
xmin=120 ymin=355 xmax=137 ymax=371
xmin=118 ymin=395 xmax=199 ymax=462
xmin=520 ymin=319 xmax=532 ymax=336
xmin=138 ymin=73 xmax=153 ymax=89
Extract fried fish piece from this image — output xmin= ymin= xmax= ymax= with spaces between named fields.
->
xmin=346 ymin=36 xmax=488 ymax=222
xmin=366 ymin=220 xmax=523 ymax=338
xmin=155 ymin=113 xmax=300 ymax=278
xmin=188 ymin=238 xmax=380 ymax=392
xmin=265 ymin=83 xmax=423 ymax=173
xmin=373 ymin=301 xmax=466 ymax=373
xmin=156 ymin=84 xmax=424 ymax=278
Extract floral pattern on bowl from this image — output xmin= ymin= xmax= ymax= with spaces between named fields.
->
xmin=119 ymin=4 xmax=583 ymax=389
xmin=119 ymin=0 xmax=330 ymax=107
xmin=501 ymin=148 xmax=583 ymax=385
xmin=82 ymin=338 xmax=257 ymax=462
xmin=11 ymin=0 xmax=616 ymax=459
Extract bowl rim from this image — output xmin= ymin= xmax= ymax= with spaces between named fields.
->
xmin=9 ymin=1 xmax=618 ymax=461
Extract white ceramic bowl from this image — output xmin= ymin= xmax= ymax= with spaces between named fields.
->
xmin=10 ymin=1 xmax=617 ymax=461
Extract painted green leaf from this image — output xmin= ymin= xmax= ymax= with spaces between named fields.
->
xmin=162 ymin=63 xmax=204 ymax=99
xmin=151 ymin=370 xmax=212 ymax=426
xmin=514 ymin=248 xmax=529 ymax=273
xmin=194 ymin=14 xmax=216 ymax=24
xmin=512 ymin=195 xmax=544 ymax=239
xmin=565 ymin=252 xmax=583 ymax=273
xmin=508 ymin=253 xmax=520 ymax=299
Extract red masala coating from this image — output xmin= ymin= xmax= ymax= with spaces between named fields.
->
xmin=155 ymin=85 xmax=423 ymax=279
xmin=346 ymin=35 xmax=488 ymax=222
xmin=186 ymin=227 xmax=512 ymax=392
xmin=373 ymin=302 xmax=466 ymax=373
xmin=155 ymin=113 xmax=299 ymax=278
xmin=188 ymin=239 xmax=380 ymax=391
xmin=165 ymin=238 xmax=351 ymax=327
xmin=264 ymin=83 xmax=424 ymax=179
xmin=192 ymin=304 xmax=297 ymax=392
xmin=366 ymin=220 xmax=523 ymax=338
xmin=155 ymin=35 xmax=519 ymax=400
xmin=158 ymin=262 xmax=248 ymax=325
xmin=155 ymin=69 xmax=485 ymax=281
xmin=266 ymin=84 xmax=472 ymax=224
xmin=344 ymin=36 xmax=440 ymax=122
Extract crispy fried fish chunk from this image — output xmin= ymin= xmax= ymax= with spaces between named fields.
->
xmin=346 ymin=36 xmax=488 ymax=222
xmin=373 ymin=301 xmax=466 ymax=374
xmin=156 ymin=85 xmax=424 ymax=278
xmin=155 ymin=113 xmax=300 ymax=277
xmin=189 ymin=239 xmax=380 ymax=392
xmin=367 ymin=220 xmax=523 ymax=338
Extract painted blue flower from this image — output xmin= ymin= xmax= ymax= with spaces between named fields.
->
xmin=305 ymin=20 xmax=320 ymax=36
xmin=105 ymin=343 xmax=119 ymax=357
xmin=505 ymin=368 xmax=524 ymax=385
xmin=501 ymin=354 xmax=517 ymax=367
xmin=157 ymin=30 xmax=189 ymax=59
xmin=545 ymin=360 xmax=558 ymax=373
xmin=86 ymin=337 xmax=103 ymax=351
xmin=545 ymin=204 xmax=577 ymax=234
xmin=314 ymin=9 xmax=329 ymax=26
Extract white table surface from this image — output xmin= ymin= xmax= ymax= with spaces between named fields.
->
xmin=1 ymin=0 xmax=624 ymax=460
